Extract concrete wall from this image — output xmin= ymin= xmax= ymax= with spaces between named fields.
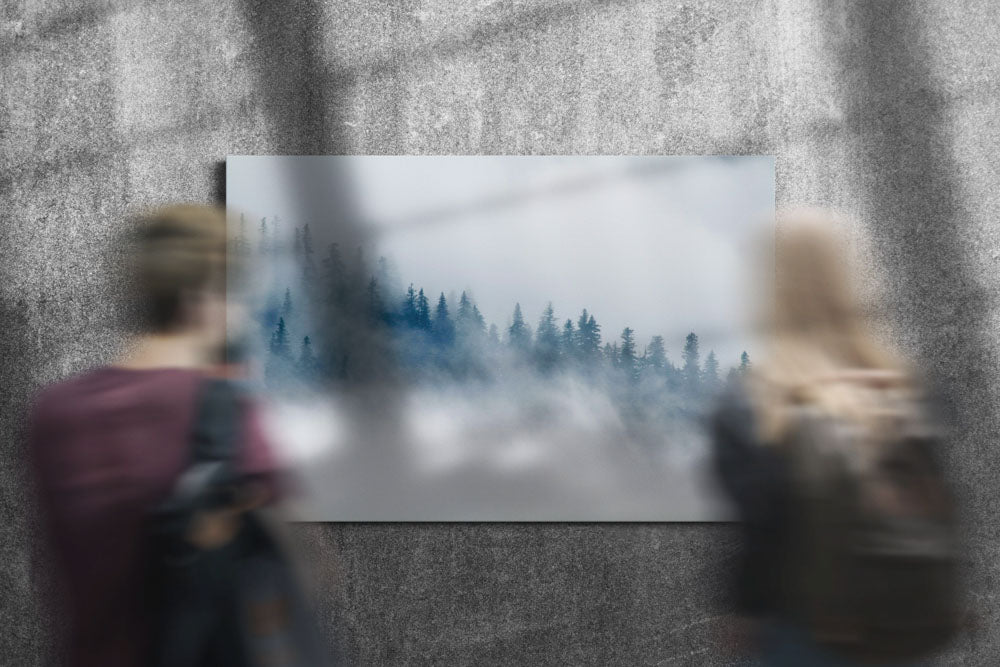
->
xmin=3 ymin=1 xmax=999 ymax=663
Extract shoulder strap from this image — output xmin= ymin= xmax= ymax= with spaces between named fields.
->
xmin=189 ymin=378 xmax=243 ymax=464
xmin=166 ymin=378 xmax=244 ymax=509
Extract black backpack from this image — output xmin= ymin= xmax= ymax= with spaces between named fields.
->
xmin=144 ymin=378 xmax=334 ymax=667
xmin=779 ymin=374 xmax=964 ymax=662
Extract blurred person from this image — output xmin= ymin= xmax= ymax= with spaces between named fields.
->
xmin=711 ymin=208 xmax=964 ymax=665
xmin=28 ymin=205 xmax=328 ymax=666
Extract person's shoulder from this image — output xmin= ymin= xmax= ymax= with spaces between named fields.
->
xmin=31 ymin=367 xmax=106 ymax=413
xmin=27 ymin=368 xmax=116 ymax=445
xmin=31 ymin=366 xmax=203 ymax=417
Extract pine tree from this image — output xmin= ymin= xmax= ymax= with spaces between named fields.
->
xmin=619 ymin=327 xmax=637 ymax=379
xmin=455 ymin=291 xmax=485 ymax=339
xmin=433 ymin=292 xmax=455 ymax=346
xmin=682 ymin=332 xmax=701 ymax=392
xmin=270 ymin=317 xmax=290 ymax=358
xmin=534 ymin=303 xmax=560 ymax=372
xmin=561 ymin=319 xmax=576 ymax=362
xmin=261 ymin=291 xmax=280 ymax=329
xmin=488 ymin=324 xmax=500 ymax=347
xmin=299 ymin=335 xmax=317 ymax=378
xmin=458 ymin=296 xmax=487 ymax=378
xmin=457 ymin=291 xmax=473 ymax=323
xmin=703 ymin=350 xmax=720 ymax=390
xmin=402 ymin=284 xmax=418 ymax=327
xmin=259 ymin=217 xmax=268 ymax=254
xmin=604 ymin=341 xmax=619 ymax=368
xmin=576 ymin=309 xmax=602 ymax=366
xmin=282 ymin=287 xmax=293 ymax=318
xmin=508 ymin=303 xmax=532 ymax=352
xmin=575 ymin=309 xmax=590 ymax=358
xmin=739 ymin=351 xmax=751 ymax=375
xmin=416 ymin=288 xmax=432 ymax=330
xmin=646 ymin=335 xmax=667 ymax=371
xmin=471 ymin=305 xmax=486 ymax=332
xmin=449 ymin=292 xmax=484 ymax=377
xmin=265 ymin=316 xmax=293 ymax=387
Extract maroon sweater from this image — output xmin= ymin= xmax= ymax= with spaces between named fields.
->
xmin=28 ymin=367 xmax=280 ymax=667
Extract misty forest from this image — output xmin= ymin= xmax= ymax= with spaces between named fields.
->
xmin=235 ymin=217 xmax=751 ymax=452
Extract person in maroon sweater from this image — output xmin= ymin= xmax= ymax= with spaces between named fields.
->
xmin=29 ymin=205 xmax=282 ymax=667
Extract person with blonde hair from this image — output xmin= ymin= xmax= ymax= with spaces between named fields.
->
xmin=712 ymin=208 xmax=962 ymax=665
xmin=28 ymin=205 xmax=286 ymax=666
xmin=753 ymin=208 xmax=905 ymax=437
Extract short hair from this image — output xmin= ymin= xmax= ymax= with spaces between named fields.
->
xmin=131 ymin=204 xmax=228 ymax=331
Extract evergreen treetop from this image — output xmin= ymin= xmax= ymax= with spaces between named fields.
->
xmin=415 ymin=288 xmax=432 ymax=330
xmin=433 ymin=292 xmax=455 ymax=345
xmin=682 ymin=332 xmax=701 ymax=389
xmin=270 ymin=317 xmax=290 ymax=358
xmin=646 ymin=335 xmax=667 ymax=370
xmin=508 ymin=303 xmax=532 ymax=350
xmin=703 ymin=350 xmax=720 ymax=388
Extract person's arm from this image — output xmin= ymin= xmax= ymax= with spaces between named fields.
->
xmin=185 ymin=389 xmax=288 ymax=549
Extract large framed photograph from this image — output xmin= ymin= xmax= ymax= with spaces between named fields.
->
xmin=227 ymin=155 xmax=773 ymax=520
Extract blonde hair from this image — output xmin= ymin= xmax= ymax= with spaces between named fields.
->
xmin=130 ymin=204 xmax=228 ymax=331
xmin=752 ymin=207 xmax=908 ymax=442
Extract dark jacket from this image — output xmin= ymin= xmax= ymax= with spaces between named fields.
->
xmin=29 ymin=367 xmax=281 ymax=667
xmin=709 ymin=382 xmax=792 ymax=616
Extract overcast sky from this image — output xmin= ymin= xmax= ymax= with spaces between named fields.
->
xmin=228 ymin=156 xmax=774 ymax=368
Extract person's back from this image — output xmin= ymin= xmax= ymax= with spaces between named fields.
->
xmin=31 ymin=367 xmax=278 ymax=666
xmin=711 ymin=208 xmax=964 ymax=665
xmin=28 ymin=205 xmax=281 ymax=666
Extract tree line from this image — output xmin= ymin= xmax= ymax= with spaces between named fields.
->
xmin=239 ymin=218 xmax=751 ymax=395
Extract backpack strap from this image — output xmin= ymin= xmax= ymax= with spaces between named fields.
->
xmin=161 ymin=378 xmax=244 ymax=516
xmin=189 ymin=378 xmax=242 ymax=463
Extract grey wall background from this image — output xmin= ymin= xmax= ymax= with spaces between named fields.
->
xmin=2 ymin=1 xmax=999 ymax=664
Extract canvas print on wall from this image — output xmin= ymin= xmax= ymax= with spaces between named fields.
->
xmin=227 ymin=156 xmax=774 ymax=520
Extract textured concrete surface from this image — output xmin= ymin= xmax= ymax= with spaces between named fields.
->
xmin=3 ymin=0 xmax=1000 ymax=664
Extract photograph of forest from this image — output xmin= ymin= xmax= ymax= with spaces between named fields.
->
xmin=241 ymin=218 xmax=751 ymax=424
xmin=227 ymin=156 xmax=773 ymax=520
